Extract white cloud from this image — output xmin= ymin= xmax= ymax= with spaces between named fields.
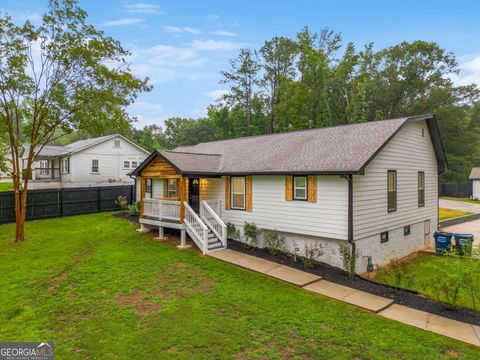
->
xmin=191 ymin=39 xmax=243 ymax=51
xmin=1 ymin=9 xmax=41 ymax=23
xmin=163 ymin=26 xmax=200 ymax=34
xmin=206 ymin=14 xmax=221 ymax=21
xmin=450 ymin=54 xmax=480 ymax=87
xmin=128 ymin=101 xmax=164 ymax=127
xmin=124 ymin=3 xmax=164 ymax=15
xmin=206 ymin=89 xmax=230 ymax=100
xmin=102 ymin=17 xmax=145 ymax=26
xmin=210 ymin=30 xmax=236 ymax=37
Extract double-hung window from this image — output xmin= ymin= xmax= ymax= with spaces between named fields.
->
xmin=387 ymin=170 xmax=397 ymax=212
xmin=62 ymin=158 xmax=69 ymax=174
xmin=91 ymin=159 xmax=99 ymax=173
xmin=231 ymin=176 xmax=246 ymax=210
xmin=418 ymin=171 xmax=425 ymax=207
xmin=131 ymin=161 xmax=138 ymax=168
xmin=123 ymin=161 xmax=130 ymax=169
xmin=167 ymin=179 xmax=178 ymax=198
xmin=293 ymin=176 xmax=308 ymax=201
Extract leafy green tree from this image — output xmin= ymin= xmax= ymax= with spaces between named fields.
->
xmin=0 ymin=0 xmax=150 ymax=241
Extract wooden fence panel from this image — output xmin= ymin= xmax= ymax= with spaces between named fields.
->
xmin=0 ymin=185 xmax=133 ymax=225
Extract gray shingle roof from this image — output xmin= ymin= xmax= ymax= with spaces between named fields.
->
xmin=469 ymin=167 xmax=480 ymax=180
xmin=133 ymin=114 xmax=447 ymax=176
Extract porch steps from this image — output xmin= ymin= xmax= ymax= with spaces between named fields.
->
xmin=207 ymin=229 xmax=225 ymax=251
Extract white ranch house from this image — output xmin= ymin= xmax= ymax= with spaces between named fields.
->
xmin=132 ymin=115 xmax=446 ymax=273
xmin=23 ymin=134 xmax=149 ymax=189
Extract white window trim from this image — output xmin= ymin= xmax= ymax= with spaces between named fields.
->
xmin=293 ymin=176 xmax=308 ymax=201
xmin=231 ymin=176 xmax=246 ymax=210
xmin=131 ymin=161 xmax=138 ymax=168
xmin=114 ymin=139 xmax=121 ymax=148
xmin=91 ymin=159 xmax=99 ymax=174
xmin=123 ymin=160 xmax=130 ymax=169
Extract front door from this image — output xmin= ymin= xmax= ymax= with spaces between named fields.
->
xmin=188 ymin=178 xmax=200 ymax=213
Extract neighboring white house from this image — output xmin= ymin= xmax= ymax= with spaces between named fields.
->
xmin=22 ymin=134 xmax=149 ymax=189
xmin=469 ymin=167 xmax=480 ymax=199
xmin=131 ymin=115 xmax=447 ymax=273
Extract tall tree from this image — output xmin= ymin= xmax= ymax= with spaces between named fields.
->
xmin=0 ymin=0 xmax=150 ymax=241
xmin=220 ymin=48 xmax=260 ymax=136
xmin=259 ymin=37 xmax=298 ymax=133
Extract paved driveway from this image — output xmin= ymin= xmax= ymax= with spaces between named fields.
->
xmin=439 ymin=218 xmax=480 ymax=246
xmin=439 ymin=198 xmax=480 ymax=213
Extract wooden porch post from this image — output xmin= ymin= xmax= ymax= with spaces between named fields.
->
xmin=179 ymin=177 xmax=187 ymax=223
xmin=139 ymin=176 xmax=147 ymax=216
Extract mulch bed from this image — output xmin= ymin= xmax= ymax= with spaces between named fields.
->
xmin=228 ymin=239 xmax=480 ymax=326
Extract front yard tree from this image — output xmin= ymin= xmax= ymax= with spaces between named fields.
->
xmin=0 ymin=0 xmax=150 ymax=241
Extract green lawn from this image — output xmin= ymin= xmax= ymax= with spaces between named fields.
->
xmin=0 ymin=214 xmax=479 ymax=359
xmin=376 ymin=253 xmax=480 ymax=311
xmin=439 ymin=207 xmax=473 ymax=221
xmin=0 ymin=182 xmax=13 ymax=192
xmin=441 ymin=196 xmax=480 ymax=205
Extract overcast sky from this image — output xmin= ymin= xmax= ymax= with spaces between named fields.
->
xmin=2 ymin=0 xmax=480 ymax=128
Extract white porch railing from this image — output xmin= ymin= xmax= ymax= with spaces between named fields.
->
xmin=203 ymin=199 xmax=221 ymax=218
xmin=183 ymin=202 xmax=208 ymax=254
xmin=200 ymin=200 xmax=227 ymax=247
xmin=142 ymin=198 xmax=181 ymax=222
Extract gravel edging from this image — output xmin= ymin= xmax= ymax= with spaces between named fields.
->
xmin=227 ymin=239 xmax=480 ymax=326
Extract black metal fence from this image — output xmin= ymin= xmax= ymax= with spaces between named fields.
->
xmin=439 ymin=182 xmax=472 ymax=198
xmin=0 ymin=185 xmax=134 ymax=225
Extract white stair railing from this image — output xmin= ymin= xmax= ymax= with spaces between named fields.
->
xmin=183 ymin=202 xmax=208 ymax=254
xmin=200 ymin=200 xmax=227 ymax=247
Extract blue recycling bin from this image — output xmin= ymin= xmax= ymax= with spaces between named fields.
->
xmin=434 ymin=232 xmax=453 ymax=253
xmin=454 ymin=233 xmax=474 ymax=256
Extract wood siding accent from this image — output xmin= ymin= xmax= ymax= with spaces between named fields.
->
xmin=225 ymin=176 xmax=231 ymax=209
xmin=246 ymin=176 xmax=253 ymax=212
xmin=201 ymin=175 xmax=348 ymax=239
xmin=179 ymin=178 xmax=187 ymax=223
xmin=141 ymin=156 xmax=178 ymax=178
xmin=139 ymin=177 xmax=147 ymax=215
xmin=308 ymin=175 xmax=317 ymax=203
xmin=285 ymin=176 xmax=293 ymax=201
xmin=163 ymin=179 xmax=168 ymax=198
xmin=352 ymin=120 xmax=438 ymax=240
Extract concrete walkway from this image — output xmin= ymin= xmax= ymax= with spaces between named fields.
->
xmin=208 ymin=249 xmax=480 ymax=347
xmin=440 ymin=198 xmax=480 ymax=214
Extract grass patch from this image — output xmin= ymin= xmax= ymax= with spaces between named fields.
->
xmin=439 ymin=207 xmax=473 ymax=221
xmin=376 ymin=253 xmax=480 ymax=311
xmin=0 ymin=213 xmax=479 ymax=358
xmin=0 ymin=182 xmax=13 ymax=192
xmin=441 ymin=196 xmax=480 ymax=205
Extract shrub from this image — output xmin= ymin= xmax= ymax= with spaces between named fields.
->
xmin=263 ymin=230 xmax=286 ymax=256
xmin=115 ymin=195 xmax=129 ymax=210
xmin=226 ymin=222 xmax=240 ymax=240
xmin=291 ymin=240 xmax=301 ymax=263
xmin=339 ymin=243 xmax=359 ymax=279
xmin=243 ymin=222 xmax=260 ymax=245
xmin=127 ymin=202 xmax=139 ymax=216
xmin=302 ymin=242 xmax=324 ymax=269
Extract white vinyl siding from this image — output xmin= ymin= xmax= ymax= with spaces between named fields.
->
xmin=201 ymin=175 xmax=348 ymax=239
xmin=353 ymin=120 xmax=438 ymax=240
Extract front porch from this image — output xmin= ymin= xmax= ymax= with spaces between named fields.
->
xmin=137 ymin=157 xmax=227 ymax=254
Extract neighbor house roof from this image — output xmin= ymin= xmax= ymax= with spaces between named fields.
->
xmin=24 ymin=134 xmax=149 ymax=158
xmin=132 ymin=114 xmax=447 ymax=176
xmin=469 ymin=167 xmax=480 ymax=180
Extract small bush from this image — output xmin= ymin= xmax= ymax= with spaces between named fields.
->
xmin=226 ymin=222 xmax=240 ymax=240
xmin=291 ymin=240 xmax=301 ymax=263
xmin=127 ymin=202 xmax=139 ymax=216
xmin=243 ymin=222 xmax=260 ymax=245
xmin=339 ymin=243 xmax=359 ymax=279
xmin=115 ymin=195 xmax=129 ymax=210
xmin=263 ymin=230 xmax=286 ymax=256
xmin=302 ymin=242 xmax=324 ymax=269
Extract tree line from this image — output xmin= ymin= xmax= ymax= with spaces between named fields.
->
xmin=126 ymin=27 xmax=480 ymax=183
